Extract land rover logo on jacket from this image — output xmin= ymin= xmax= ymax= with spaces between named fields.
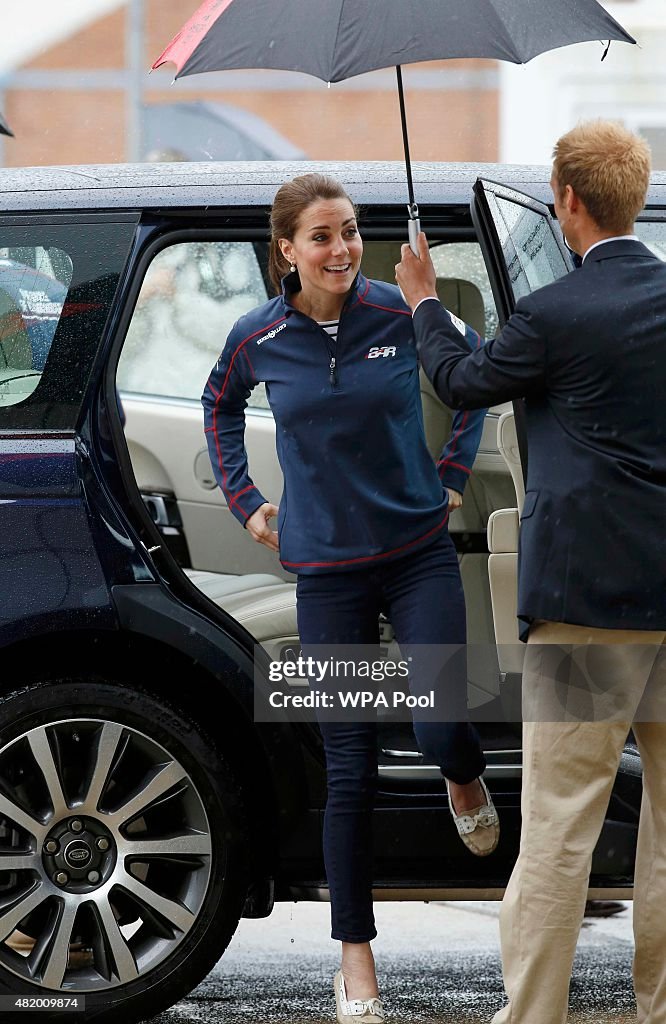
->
xmin=257 ymin=322 xmax=287 ymax=345
xmin=366 ymin=345 xmax=397 ymax=359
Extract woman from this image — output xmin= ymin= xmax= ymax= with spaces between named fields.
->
xmin=202 ymin=173 xmax=499 ymax=1023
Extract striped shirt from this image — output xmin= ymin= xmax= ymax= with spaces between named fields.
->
xmin=318 ymin=319 xmax=339 ymax=343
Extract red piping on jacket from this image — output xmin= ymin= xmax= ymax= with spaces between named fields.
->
xmin=211 ymin=316 xmax=286 ymax=494
xmin=282 ymin=514 xmax=448 ymax=569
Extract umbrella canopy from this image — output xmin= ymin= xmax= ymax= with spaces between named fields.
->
xmin=0 ymin=112 xmax=13 ymax=138
xmin=152 ymin=0 xmax=636 ymax=241
xmin=152 ymin=0 xmax=635 ymax=83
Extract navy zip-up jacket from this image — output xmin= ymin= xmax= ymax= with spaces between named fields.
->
xmin=202 ymin=273 xmax=485 ymax=575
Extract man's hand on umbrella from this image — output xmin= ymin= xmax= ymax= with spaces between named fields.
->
xmin=395 ymin=232 xmax=438 ymax=312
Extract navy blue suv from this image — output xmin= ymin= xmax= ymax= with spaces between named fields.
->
xmin=0 ymin=160 xmax=662 ymax=1023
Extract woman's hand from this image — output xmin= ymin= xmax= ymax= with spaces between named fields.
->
xmin=246 ymin=503 xmax=280 ymax=552
xmin=447 ymin=488 xmax=463 ymax=512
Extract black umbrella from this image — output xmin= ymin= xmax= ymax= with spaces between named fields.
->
xmin=152 ymin=0 xmax=636 ymax=247
xmin=0 ymin=113 xmax=13 ymax=138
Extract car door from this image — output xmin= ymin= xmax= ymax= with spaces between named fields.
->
xmin=470 ymin=181 xmax=574 ymax=694
xmin=471 ymin=179 xmax=643 ymax=884
xmin=476 ymin=181 xmax=666 ymax=669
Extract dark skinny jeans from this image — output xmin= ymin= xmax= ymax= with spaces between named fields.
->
xmin=296 ymin=531 xmax=486 ymax=942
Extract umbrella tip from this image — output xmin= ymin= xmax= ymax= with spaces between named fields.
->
xmin=600 ymin=39 xmax=611 ymax=61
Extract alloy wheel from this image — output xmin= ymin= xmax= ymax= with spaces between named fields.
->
xmin=0 ymin=718 xmax=213 ymax=991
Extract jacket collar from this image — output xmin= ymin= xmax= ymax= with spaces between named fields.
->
xmin=583 ymin=238 xmax=655 ymax=264
xmin=280 ymin=270 xmax=367 ymax=316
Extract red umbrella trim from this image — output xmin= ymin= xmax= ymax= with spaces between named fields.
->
xmin=152 ymin=0 xmax=236 ymax=74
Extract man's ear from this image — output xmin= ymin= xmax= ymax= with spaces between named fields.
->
xmin=566 ymin=185 xmax=580 ymax=214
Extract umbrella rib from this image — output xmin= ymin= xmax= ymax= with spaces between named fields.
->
xmin=477 ymin=1 xmax=523 ymax=63
xmin=330 ymin=0 xmax=347 ymax=83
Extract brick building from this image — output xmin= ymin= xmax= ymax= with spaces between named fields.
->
xmin=0 ymin=1 xmax=499 ymax=168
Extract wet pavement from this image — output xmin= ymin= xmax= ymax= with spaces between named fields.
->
xmin=147 ymin=900 xmax=637 ymax=1023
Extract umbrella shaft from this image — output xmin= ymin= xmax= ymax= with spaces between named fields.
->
xmin=396 ymin=65 xmax=416 ymax=212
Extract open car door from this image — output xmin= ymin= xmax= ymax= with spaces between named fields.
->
xmin=471 ymin=180 xmax=576 ymax=702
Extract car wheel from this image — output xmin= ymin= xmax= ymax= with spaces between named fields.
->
xmin=0 ymin=679 xmax=248 ymax=1023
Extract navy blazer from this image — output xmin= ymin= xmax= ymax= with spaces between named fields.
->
xmin=414 ymin=239 xmax=666 ymax=636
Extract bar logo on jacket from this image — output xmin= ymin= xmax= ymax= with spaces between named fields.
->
xmin=366 ymin=346 xmax=397 ymax=359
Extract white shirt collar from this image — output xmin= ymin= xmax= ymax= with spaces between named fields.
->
xmin=582 ymin=235 xmax=639 ymax=263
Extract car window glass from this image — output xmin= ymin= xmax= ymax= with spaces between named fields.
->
xmin=0 ymin=247 xmax=72 ymax=408
xmin=429 ymin=242 xmax=499 ymax=338
xmin=117 ymin=241 xmax=270 ymax=407
xmin=491 ymin=196 xmax=569 ymax=299
xmin=0 ymin=220 xmax=138 ymax=430
xmin=635 ymin=221 xmax=666 ymax=261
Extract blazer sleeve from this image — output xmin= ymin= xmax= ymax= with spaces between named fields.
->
xmin=201 ymin=325 xmax=268 ymax=527
xmin=414 ymin=296 xmax=547 ymax=410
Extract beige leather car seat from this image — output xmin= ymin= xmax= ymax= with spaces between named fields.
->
xmin=487 ymin=410 xmax=525 ymax=672
xmin=419 ymin=278 xmax=486 ymax=461
xmin=185 ymin=568 xmax=298 ymax=657
xmin=419 ymin=277 xmax=497 ymax=549
xmin=0 ymin=287 xmax=31 ymax=371
xmin=420 ymin=278 xmax=507 ymax=704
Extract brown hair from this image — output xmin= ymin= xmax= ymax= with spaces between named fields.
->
xmin=268 ymin=173 xmax=358 ymax=294
xmin=552 ymin=120 xmax=651 ymax=233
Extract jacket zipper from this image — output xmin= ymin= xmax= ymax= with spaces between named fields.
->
xmin=285 ymin=276 xmax=358 ymax=393
xmin=316 ymin=323 xmax=339 ymax=391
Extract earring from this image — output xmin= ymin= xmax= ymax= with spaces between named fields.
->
xmin=290 ymin=263 xmax=296 ymax=273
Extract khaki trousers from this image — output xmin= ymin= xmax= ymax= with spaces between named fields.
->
xmin=492 ymin=621 xmax=666 ymax=1024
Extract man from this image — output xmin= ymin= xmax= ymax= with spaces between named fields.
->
xmin=396 ymin=120 xmax=666 ymax=1024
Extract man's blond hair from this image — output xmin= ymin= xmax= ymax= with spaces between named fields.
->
xmin=552 ymin=120 xmax=651 ymax=233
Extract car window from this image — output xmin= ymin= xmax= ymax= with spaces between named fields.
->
xmin=429 ymin=241 xmax=499 ymax=338
xmin=0 ymin=220 xmax=137 ymax=430
xmin=491 ymin=196 xmax=570 ymax=299
xmin=117 ymin=241 xmax=270 ymax=408
xmin=0 ymin=247 xmax=72 ymax=408
xmin=635 ymin=221 xmax=666 ymax=261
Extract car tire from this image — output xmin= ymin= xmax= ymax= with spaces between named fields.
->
xmin=0 ymin=678 xmax=249 ymax=1023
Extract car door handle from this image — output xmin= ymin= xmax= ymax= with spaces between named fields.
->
xmin=194 ymin=449 xmax=217 ymax=491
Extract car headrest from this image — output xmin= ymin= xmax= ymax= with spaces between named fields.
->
xmin=435 ymin=277 xmax=486 ymax=337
